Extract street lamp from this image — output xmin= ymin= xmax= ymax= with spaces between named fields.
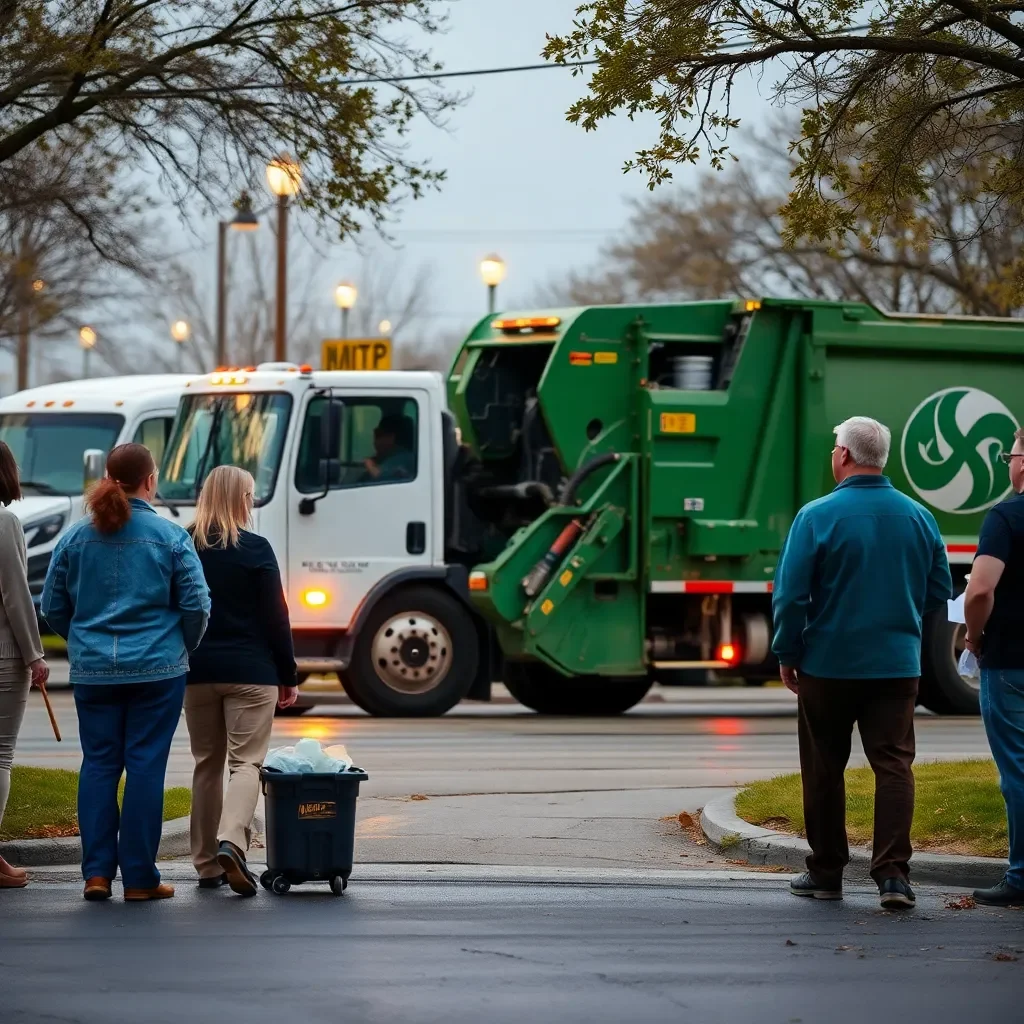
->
xmin=266 ymin=153 xmax=302 ymax=362
xmin=479 ymin=254 xmax=506 ymax=315
xmin=334 ymin=282 xmax=357 ymax=338
xmin=378 ymin=319 xmax=392 ymax=336
xmin=216 ymin=191 xmax=261 ymax=368
xmin=79 ymin=325 xmax=97 ymax=378
xmin=170 ymin=319 xmax=190 ymax=372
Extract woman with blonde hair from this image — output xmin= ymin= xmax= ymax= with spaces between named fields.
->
xmin=185 ymin=465 xmax=297 ymax=897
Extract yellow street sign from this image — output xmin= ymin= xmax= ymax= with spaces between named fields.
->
xmin=321 ymin=338 xmax=392 ymax=371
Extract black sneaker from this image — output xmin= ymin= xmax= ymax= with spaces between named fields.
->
xmin=216 ymin=842 xmax=258 ymax=897
xmin=198 ymin=874 xmax=227 ymax=890
xmin=790 ymin=872 xmax=843 ymax=900
xmin=879 ymin=877 xmax=916 ymax=909
xmin=974 ymin=877 xmax=1024 ymax=907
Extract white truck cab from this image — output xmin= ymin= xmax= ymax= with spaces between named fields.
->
xmin=0 ymin=375 xmax=194 ymax=616
xmin=157 ymin=363 xmax=491 ymax=716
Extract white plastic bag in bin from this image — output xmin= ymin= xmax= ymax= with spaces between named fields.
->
xmin=264 ymin=738 xmax=352 ymax=773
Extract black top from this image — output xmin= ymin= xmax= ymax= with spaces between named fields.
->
xmin=976 ymin=493 xmax=1024 ymax=669
xmin=187 ymin=530 xmax=296 ymax=686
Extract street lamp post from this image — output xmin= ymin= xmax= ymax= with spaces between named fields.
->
xmin=479 ymin=254 xmax=506 ymax=315
xmin=216 ymin=192 xmax=259 ymax=367
xmin=266 ymin=154 xmax=302 ymax=362
xmin=378 ymin=319 xmax=392 ymax=337
xmin=334 ymin=282 xmax=358 ymax=338
xmin=170 ymin=319 xmax=190 ymax=372
xmin=79 ymin=325 xmax=97 ymax=378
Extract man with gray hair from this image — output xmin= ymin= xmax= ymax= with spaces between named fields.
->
xmin=772 ymin=416 xmax=951 ymax=910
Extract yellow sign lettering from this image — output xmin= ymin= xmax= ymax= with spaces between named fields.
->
xmin=321 ymin=338 xmax=392 ymax=372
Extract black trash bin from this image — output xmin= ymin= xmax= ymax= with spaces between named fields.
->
xmin=260 ymin=765 xmax=369 ymax=896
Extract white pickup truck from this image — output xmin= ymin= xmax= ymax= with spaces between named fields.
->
xmin=0 ymin=375 xmax=193 ymax=617
xmin=155 ymin=362 xmax=491 ymax=717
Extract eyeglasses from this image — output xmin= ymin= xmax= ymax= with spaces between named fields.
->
xmin=998 ymin=453 xmax=1024 ymax=465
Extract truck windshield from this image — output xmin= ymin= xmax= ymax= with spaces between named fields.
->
xmin=0 ymin=412 xmax=124 ymax=495
xmin=160 ymin=392 xmax=292 ymax=504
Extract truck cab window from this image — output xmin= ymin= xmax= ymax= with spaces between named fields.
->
xmin=296 ymin=397 xmax=419 ymax=493
xmin=132 ymin=416 xmax=173 ymax=467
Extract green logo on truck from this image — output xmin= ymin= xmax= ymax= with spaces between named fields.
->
xmin=901 ymin=387 xmax=1018 ymax=514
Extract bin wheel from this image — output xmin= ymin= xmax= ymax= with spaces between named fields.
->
xmin=271 ymin=875 xmax=291 ymax=895
xmin=330 ymin=876 xmax=345 ymax=897
xmin=259 ymin=871 xmax=274 ymax=891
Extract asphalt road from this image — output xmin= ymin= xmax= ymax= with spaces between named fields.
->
xmin=16 ymin=684 xmax=994 ymax=871
xmin=1 ymin=876 xmax=1020 ymax=1024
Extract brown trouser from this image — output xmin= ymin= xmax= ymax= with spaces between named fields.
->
xmin=798 ymin=674 xmax=918 ymax=886
xmin=184 ymin=683 xmax=277 ymax=878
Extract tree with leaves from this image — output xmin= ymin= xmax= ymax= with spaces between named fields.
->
xmin=541 ymin=126 xmax=1024 ymax=316
xmin=1 ymin=1 xmax=453 ymax=237
xmin=0 ymin=141 xmax=154 ymax=388
xmin=544 ymin=2 xmax=1024 ymax=266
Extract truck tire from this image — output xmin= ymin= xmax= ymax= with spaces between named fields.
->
xmin=503 ymin=661 xmax=652 ymax=715
xmin=918 ymin=607 xmax=979 ymax=715
xmin=340 ymin=586 xmax=478 ymax=717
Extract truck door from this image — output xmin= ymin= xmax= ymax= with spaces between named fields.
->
xmin=287 ymin=388 xmax=434 ymax=627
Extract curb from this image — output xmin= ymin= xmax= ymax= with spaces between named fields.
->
xmin=0 ymin=814 xmax=265 ymax=867
xmin=21 ymin=862 xmax=970 ymax=889
xmin=700 ymin=792 xmax=1007 ymax=889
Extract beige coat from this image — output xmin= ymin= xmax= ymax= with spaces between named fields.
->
xmin=0 ymin=508 xmax=44 ymax=665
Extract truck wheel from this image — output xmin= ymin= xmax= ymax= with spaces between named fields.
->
xmin=503 ymin=661 xmax=652 ymax=715
xmin=919 ymin=608 xmax=979 ymax=715
xmin=340 ymin=586 xmax=478 ymax=717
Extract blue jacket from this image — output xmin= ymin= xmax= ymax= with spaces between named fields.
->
xmin=772 ymin=475 xmax=952 ymax=679
xmin=41 ymin=499 xmax=211 ymax=685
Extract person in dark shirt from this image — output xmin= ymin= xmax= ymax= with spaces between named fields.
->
xmin=965 ymin=427 xmax=1024 ymax=908
xmin=362 ymin=413 xmax=415 ymax=482
xmin=183 ymin=466 xmax=297 ymax=896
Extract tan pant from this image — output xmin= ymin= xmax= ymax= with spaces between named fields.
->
xmin=184 ymin=683 xmax=277 ymax=878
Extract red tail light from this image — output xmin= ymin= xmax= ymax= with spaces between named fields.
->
xmin=717 ymin=642 xmax=740 ymax=665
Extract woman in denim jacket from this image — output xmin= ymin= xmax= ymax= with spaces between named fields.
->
xmin=41 ymin=444 xmax=210 ymax=902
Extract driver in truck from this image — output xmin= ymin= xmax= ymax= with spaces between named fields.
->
xmin=362 ymin=414 xmax=415 ymax=483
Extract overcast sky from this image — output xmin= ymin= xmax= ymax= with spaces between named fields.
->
xmin=12 ymin=0 xmax=778 ymax=386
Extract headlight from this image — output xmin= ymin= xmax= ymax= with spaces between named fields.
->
xmin=23 ymin=513 xmax=67 ymax=549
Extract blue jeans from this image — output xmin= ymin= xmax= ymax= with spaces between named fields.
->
xmin=74 ymin=678 xmax=186 ymax=889
xmin=980 ymin=669 xmax=1024 ymax=888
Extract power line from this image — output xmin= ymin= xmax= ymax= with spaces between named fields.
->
xmin=339 ymin=23 xmax=881 ymax=86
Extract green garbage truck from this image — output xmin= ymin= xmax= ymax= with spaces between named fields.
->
xmin=448 ymin=297 xmax=1020 ymax=716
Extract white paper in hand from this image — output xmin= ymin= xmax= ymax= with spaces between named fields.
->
xmin=947 ymin=592 xmax=966 ymax=624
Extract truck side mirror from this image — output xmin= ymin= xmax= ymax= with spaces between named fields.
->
xmin=299 ymin=397 xmax=344 ymax=516
xmin=83 ymin=449 xmax=105 ymax=491
xmin=320 ymin=398 xmax=343 ymax=462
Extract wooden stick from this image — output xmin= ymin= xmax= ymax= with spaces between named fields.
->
xmin=38 ymin=681 xmax=61 ymax=742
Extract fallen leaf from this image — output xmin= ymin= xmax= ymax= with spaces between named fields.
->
xmin=409 ymin=794 xmax=429 ymax=801
xmin=836 ymin=945 xmax=852 ymax=952
xmin=993 ymin=952 xmax=1019 ymax=963
xmin=785 ymin=939 xmax=797 ymax=947
xmin=945 ymin=895 xmax=976 ymax=911
xmin=726 ymin=858 xmax=749 ymax=866
xmin=678 ymin=811 xmax=696 ymax=828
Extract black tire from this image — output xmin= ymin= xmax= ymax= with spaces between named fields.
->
xmin=919 ymin=607 xmax=979 ymax=715
xmin=741 ymin=677 xmax=769 ymax=688
xmin=340 ymin=585 xmax=479 ymax=717
xmin=259 ymin=871 xmax=274 ymax=891
xmin=503 ymin=660 xmax=652 ymax=715
xmin=271 ymin=875 xmax=291 ymax=895
xmin=329 ymin=876 xmax=345 ymax=897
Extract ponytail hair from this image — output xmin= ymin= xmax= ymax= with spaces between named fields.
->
xmin=86 ymin=443 xmax=157 ymax=534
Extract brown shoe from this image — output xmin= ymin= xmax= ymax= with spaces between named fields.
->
xmin=83 ymin=877 xmax=112 ymax=901
xmin=123 ymin=883 xmax=175 ymax=902
xmin=0 ymin=870 xmax=28 ymax=889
